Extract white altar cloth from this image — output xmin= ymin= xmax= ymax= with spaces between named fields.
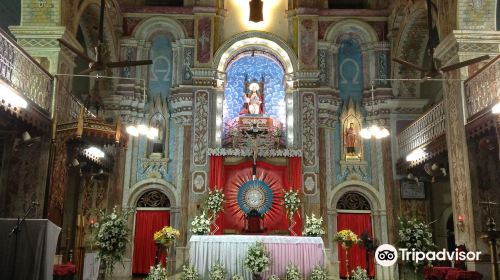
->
xmin=189 ymin=235 xmax=325 ymax=279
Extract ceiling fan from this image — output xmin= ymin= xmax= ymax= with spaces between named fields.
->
xmin=58 ymin=0 xmax=152 ymax=75
xmin=392 ymin=0 xmax=490 ymax=79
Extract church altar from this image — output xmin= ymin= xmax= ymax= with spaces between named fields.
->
xmin=188 ymin=235 xmax=325 ymax=279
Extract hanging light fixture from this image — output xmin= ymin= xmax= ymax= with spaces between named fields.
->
xmin=360 ymin=83 xmax=390 ymax=139
xmin=249 ymin=0 xmax=264 ymax=23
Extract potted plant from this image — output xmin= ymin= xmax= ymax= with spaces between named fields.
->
xmin=334 ymin=229 xmax=359 ymax=278
xmin=190 ymin=212 xmax=211 ymax=235
xmin=244 ymin=242 xmax=271 ymax=280
xmin=302 ymin=214 xmax=326 ymax=237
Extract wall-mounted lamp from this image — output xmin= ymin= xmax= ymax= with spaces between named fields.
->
xmin=457 ymin=215 xmax=465 ymax=231
xmin=126 ymin=123 xmax=158 ymax=140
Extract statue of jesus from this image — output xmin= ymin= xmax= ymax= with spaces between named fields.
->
xmin=344 ymin=122 xmax=358 ymax=156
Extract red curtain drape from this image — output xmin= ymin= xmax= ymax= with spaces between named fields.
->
xmin=209 ymin=156 xmax=224 ymax=234
xmin=337 ymin=213 xmax=375 ymax=277
xmin=288 ymin=157 xmax=303 ymax=235
xmin=132 ymin=210 xmax=170 ymax=274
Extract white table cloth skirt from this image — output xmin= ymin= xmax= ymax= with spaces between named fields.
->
xmin=189 ymin=235 xmax=325 ymax=280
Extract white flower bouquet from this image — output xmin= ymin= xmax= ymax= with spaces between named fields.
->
xmin=209 ymin=263 xmax=227 ymax=280
xmin=350 ymin=267 xmax=369 ymax=280
xmin=232 ymin=275 xmax=244 ymax=280
xmin=146 ymin=264 xmax=168 ymax=280
xmin=95 ymin=206 xmax=134 ymax=275
xmin=181 ymin=264 xmax=200 ymax=280
xmin=283 ymin=190 xmax=300 ymax=217
xmin=302 ymin=214 xmax=325 ymax=236
xmin=206 ymin=188 xmax=225 ymax=218
xmin=285 ymin=265 xmax=303 ymax=280
xmin=190 ymin=212 xmax=211 ymax=235
xmin=268 ymin=275 xmax=280 ymax=280
xmin=398 ymin=217 xmax=436 ymax=269
xmin=309 ymin=266 xmax=327 ymax=280
xmin=244 ymin=242 xmax=271 ymax=274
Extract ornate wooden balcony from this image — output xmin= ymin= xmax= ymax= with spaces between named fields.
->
xmin=0 ymin=28 xmax=52 ymax=115
xmin=398 ymin=101 xmax=447 ymax=161
xmin=464 ymin=55 xmax=500 ymax=121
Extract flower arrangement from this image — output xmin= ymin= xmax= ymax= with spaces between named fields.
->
xmin=181 ymin=264 xmax=200 ymax=280
xmin=302 ymin=214 xmax=325 ymax=236
xmin=206 ymin=188 xmax=225 ymax=218
xmin=268 ymin=275 xmax=280 ymax=280
xmin=190 ymin=212 xmax=211 ymax=235
xmin=232 ymin=275 xmax=244 ymax=280
xmin=244 ymin=242 xmax=271 ymax=274
xmin=154 ymin=226 xmax=180 ymax=246
xmin=350 ymin=267 xmax=369 ymax=280
xmin=398 ymin=217 xmax=436 ymax=269
xmin=283 ymin=190 xmax=300 ymax=217
xmin=285 ymin=265 xmax=303 ymax=280
xmin=334 ymin=229 xmax=359 ymax=248
xmin=95 ymin=206 xmax=134 ymax=275
xmin=309 ymin=266 xmax=327 ymax=280
xmin=209 ymin=263 xmax=227 ymax=280
xmin=145 ymin=264 xmax=168 ymax=280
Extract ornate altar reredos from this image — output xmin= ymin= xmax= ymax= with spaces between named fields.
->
xmin=222 ymin=54 xmax=286 ymax=150
xmin=339 ymin=97 xmax=368 ymax=180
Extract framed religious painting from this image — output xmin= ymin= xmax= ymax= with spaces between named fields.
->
xmin=400 ymin=180 xmax=426 ymax=200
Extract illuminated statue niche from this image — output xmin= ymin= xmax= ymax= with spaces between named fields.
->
xmin=339 ymin=97 xmax=368 ymax=180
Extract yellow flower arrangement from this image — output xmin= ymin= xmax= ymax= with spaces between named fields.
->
xmin=334 ymin=229 xmax=359 ymax=248
xmin=154 ymin=226 xmax=180 ymax=245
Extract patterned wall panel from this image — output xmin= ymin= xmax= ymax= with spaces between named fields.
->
xmin=192 ymin=91 xmax=209 ymax=166
xmin=302 ymin=93 xmax=317 ymax=168
xmin=196 ymin=17 xmax=211 ymax=64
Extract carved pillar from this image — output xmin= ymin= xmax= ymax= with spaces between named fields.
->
xmin=169 ymin=93 xmax=193 ymax=247
xmin=318 ymin=95 xmax=339 ymax=248
xmin=435 ymin=33 xmax=500 ymax=266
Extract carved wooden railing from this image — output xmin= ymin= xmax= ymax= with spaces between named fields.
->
xmin=56 ymin=85 xmax=95 ymax=123
xmin=464 ymin=55 xmax=500 ymax=121
xmin=398 ymin=101 xmax=446 ymax=157
xmin=0 ymin=28 xmax=52 ymax=114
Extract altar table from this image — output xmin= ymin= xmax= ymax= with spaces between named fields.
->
xmin=189 ymin=235 xmax=325 ymax=279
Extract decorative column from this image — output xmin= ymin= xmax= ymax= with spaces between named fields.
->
xmin=169 ymin=92 xmax=193 ymax=272
xmin=318 ymin=95 xmax=339 ymax=242
xmin=434 ymin=32 xmax=492 ymax=256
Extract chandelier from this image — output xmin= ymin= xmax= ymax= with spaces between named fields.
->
xmin=360 ymin=83 xmax=390 ymax=139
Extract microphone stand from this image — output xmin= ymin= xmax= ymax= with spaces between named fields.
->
xmin=9 ymin=202 xmax=37 ymax=280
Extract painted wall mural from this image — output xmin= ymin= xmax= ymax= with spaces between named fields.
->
xmin=337 ymin=38 xmax=363 ymax=102
xmin=149 ymin=36 xmax=173 ymax=100
xmin=223 ymin=55 xmax=286 ymax=125
xmin=196 ymin=17 xmax=211 ymax=64
xmin=300 ymin=19 xmax=317 ymax=66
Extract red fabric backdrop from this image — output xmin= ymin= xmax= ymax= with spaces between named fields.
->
xmin=209 ymin=156 xmax=224 ymax=234
xmin=337 ymin=213 xmax=375 ymax=277
xmin=132 ymin=210 xmax=170 ymax=274
xmin=288 ymin=157 xmax=303 ymax=235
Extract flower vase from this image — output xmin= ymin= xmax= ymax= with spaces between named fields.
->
xmin=342 ymin=243 xmax=351 ymax=279
xmin=252 ymin=273 xmax=262 ymax=280
xmin=288 ymin=216 xmax=297 ymax=236
xmin=164 ymin=242 xmax=173 ymax=275
xmin=210 ymin=218 xmax=220 ymax=235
